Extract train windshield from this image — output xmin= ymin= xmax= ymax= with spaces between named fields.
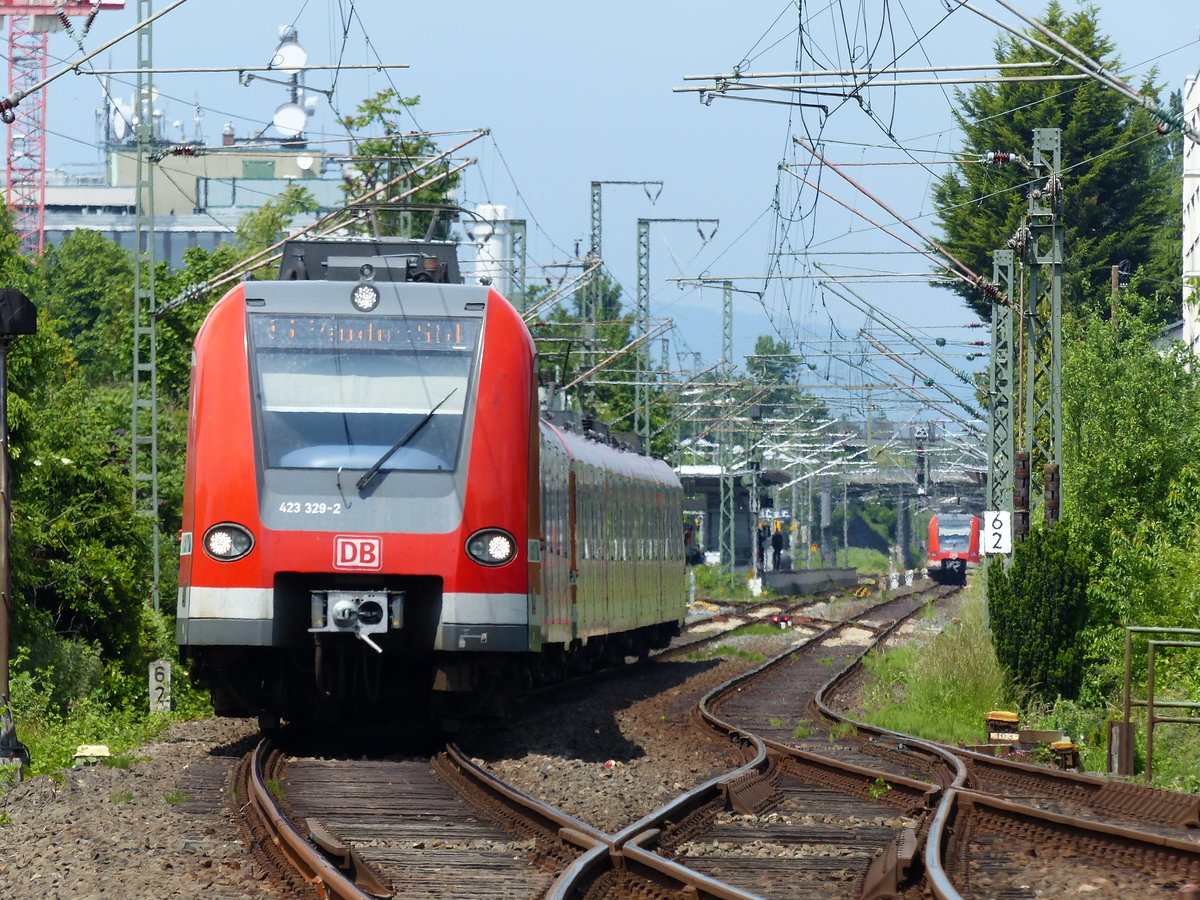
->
xmin=937 ymin=514 xmax=974 ymax=551
xmin=248 ymin=314 xmax=480 ymax=473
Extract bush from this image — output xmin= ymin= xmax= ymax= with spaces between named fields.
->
xmin=7 ymin=607 xmax=212 ymax=776
xmin=988 ymin=519 xmax=1088 ymax=701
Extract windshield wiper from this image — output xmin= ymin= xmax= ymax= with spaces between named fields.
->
xmin=355 ymin=388 xmax=457 ymax=492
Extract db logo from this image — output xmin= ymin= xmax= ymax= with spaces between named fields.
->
xmin=333 ymin=535 xmax=383 ymax=571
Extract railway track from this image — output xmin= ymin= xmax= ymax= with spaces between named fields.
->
xmin=231 ymin=579 xmax=896 ymax=899
xmin=230 ymin=576 xmax=1200 ymax=899
xmin=235 ymin=739 xmax=613 ymax=899
xmin=550 ymin=581 xmax=1200 ymax=898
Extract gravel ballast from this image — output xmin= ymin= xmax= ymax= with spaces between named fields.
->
xmin=0 ymin=718 xmax=269 ymax=899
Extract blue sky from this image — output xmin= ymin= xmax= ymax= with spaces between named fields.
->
xmin=32 ymin=1 xmax=1200 ymax=419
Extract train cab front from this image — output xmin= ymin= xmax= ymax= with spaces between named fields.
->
xmin=177 ymin=265 xmax=538 ymax=726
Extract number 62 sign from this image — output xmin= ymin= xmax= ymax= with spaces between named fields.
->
xmin=149 ymin=659 xmax=171 ymax=712
xmin=983 ymin=510 xmax=1012 ymax=555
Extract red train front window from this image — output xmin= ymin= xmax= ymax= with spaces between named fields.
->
xmin=247 ymin=314 xmax=480 ymax=473
xmin=936 ymin=514 xmax=974 ymax=552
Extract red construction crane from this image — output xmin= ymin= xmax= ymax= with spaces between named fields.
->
xmin=4 ymin=1 xmax=125 ymax=255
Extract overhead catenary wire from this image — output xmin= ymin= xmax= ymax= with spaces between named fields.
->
xmin=791 ymin=135 xmax=1001 ymax=299
xmin=955 ymin=0 xmax=1200 ymax=143
xmin=777 ymin=165 xmax=963 ymax=285
xmin=816 ymin=266 xmax=983 ymax=390
xmin=0 ymin=0 xmax=195 ymax=123
xmin=677 ymin=73 xmax=1090 ymax=95
xmin=561 ymin=322 xmax=672 ymax=392
xmin=76 ymin=63 xmax=406 ymax=75
xmin=681 ymin=60 xmax=1081 ymax=80
xmin=156 ymin=129 xmax=488 ymax=315
xmin=521 ymin=261 xmax=603 ymax=321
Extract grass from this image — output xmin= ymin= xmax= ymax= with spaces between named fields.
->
xmin=731 ymin=623 xmax=793 ymax=637
xmin=769 ymin=717 xmax=790 ymax=727
xmin=692 ymin=565 xmax=759 ymax=601
xmin=793 ymin=721 xmax=813 ymax=740
xmin=0 ymin=763 xmax=19 ymax=791
xmin=858 ymin=578 xmax=1011 ymax=745
xmin=844 ymin=547 xmax=891 ymax=573
xmin=110 ymin=789 xmax=134 ymax=804
xmin=687 ymin=645 xmax=765 ymax=662
xmin=827 ymin=721 xmax=856 ymax=741
xmin=162 ymin=790 xmax=190 ymax=804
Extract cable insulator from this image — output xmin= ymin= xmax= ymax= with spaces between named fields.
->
xmin=153 ymin=144 xmax=203 ymax=163
xmin=985 ymin=151 xmax=1012 ymax=165
xmin=1046 ymin=173 xmax=1063 ymax=205
xmin=1006 ymin=226 xmax=1030 ymax=254
xmin=83 ymin=1 xmax=102 ymax=38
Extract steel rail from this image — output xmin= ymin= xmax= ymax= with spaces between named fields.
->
xmin=810 ymin=591 xmax=970 ymax=900
xmin=245 ymin=740 xmax=383 ymax=899
xmin=246 ymin=738 xmax=614 ymax=899
xmin=545 ymin=685 xmax=774 ymax=899
xmin=809 ymin=588 xmax=1200 ymax=896
xmin=548 ymin=586 xmax=947 ymax=899
xmin=950 ymin=743 xmax=1200 ymax=829
xmin=441 ymin=742 xmax=612 ymax=852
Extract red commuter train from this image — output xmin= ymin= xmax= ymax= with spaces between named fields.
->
xmin=176 ymin=238 xmax=685 ymax=727
xmin=927 ymin=512 xmax=981 ymax=586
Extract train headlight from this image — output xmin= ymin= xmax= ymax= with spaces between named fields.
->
xmin=202 ymin=523 xmax=254 ymax=561
xmin=466 ymin=528 xmax=516 ymax=566
xmin=350 ymin=283 xmax=380 ymax=312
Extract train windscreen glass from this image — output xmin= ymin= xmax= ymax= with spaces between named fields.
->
xmin=248 ymin=314 xmax=480 ymax=472
xmin=937 ymin=515 xmax=973 ymax=551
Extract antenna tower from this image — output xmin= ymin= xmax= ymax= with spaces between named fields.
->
xmin=3 ymin=2 xmax=125 ymax=256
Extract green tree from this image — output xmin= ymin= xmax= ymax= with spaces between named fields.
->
xmin=932 ymin=2 xmax=1181 ymax=323
xmin=153 ymin=243 xmax=241 ymax=403
xmin=11 ymin=380 xmax=152 ymax=665
xmin=1063 ymin=317 xmax=1200 ymax=557
xmin=37 ymin=230 xmax=133 ymax=385
xmin=339 ymin=89 xmax=459 ymax=239
xmin=1059 ymin=317 xmax=1200 ymax=702
xmin=234 ymin=182 xmax=318 ymax=255
xmin=745 ymin=335 xmax=803 ymax=417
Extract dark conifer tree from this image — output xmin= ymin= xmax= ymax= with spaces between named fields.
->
xmin=933 ymin=2 xmax=1181 ymax=323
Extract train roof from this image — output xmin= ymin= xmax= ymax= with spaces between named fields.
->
xmin=540 ymin=419 xmax=680 ymax=490
xmin=276 ymin=237 xmax=462 ymax=285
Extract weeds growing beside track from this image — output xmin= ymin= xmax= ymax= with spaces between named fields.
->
xmin=859 ymin=578 xmax=1012 ymax=746
xmin=856 ymin=580 xmax=1196 ymax=783
xmin=4 ymin=619 xmax=213 ymax=778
